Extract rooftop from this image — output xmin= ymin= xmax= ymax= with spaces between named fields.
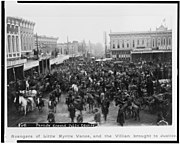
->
xmin=109 ymin=25 xmax=172 ymax=36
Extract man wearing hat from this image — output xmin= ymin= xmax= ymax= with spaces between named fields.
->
xmin=94 ymin=108 xmax=101 ymax=125
xmin=117 ymin=107 xmax=125 ymax=126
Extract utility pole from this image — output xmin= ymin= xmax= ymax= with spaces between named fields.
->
xmin=89 ymin=40 xmax=91 ymax=57
xmin=67 ymin=36 xmax=69 ymax=55
xmin=104 ymin=31 xmax=107 ymax=58
xmin=36 ymin=33 xmax=39 ymax=59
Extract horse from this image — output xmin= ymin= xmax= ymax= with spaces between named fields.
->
xmin=73 ymin=97 xmax=85 ymax=113
xmin=36 ymin=97 xmax=44 ymax=111
xmin=14 ymin=96 xmax=32 ymax=115
xmin=13 ymin=94 xmax=21 ymax=113
xmin=48 ymin=99 xmax=57 ymax=113
xmin=19 ymin=90 xmax=36 ymax=111
xmin=72 ymin=84 xmax=78 ymax=93
xmin=131 ymin=102 xmax=140 ymax=121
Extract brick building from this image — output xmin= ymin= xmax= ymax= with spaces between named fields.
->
xmin=34 ymin=35 xmax=58 ymax=57
xmin=109 ymin=25 xmax=172 ymax=62
xmin=6 ymin=16 xmax=35 ymax=82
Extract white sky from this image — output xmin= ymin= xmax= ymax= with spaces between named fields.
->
xmin=5 ymin=2 xmax=174 ymax=44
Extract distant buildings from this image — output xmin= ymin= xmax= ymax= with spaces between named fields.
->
xmin=34 ymin=35 xmax=58 ymax=56
xmin=109 ymin=25 xmax=172 ymax=62
xmin=57 ymin=43 xmax=68 ymax=55
xmin=57 ymin=41 xmax=85 ymax=57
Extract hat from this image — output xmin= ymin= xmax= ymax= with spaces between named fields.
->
xmin=94 ymin=108 xmax=99 ymax=112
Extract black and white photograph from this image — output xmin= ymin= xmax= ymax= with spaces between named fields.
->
xmin=3 ymin=1 xmax=178 ymax=142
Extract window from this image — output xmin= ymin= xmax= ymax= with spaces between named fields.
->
xmin=169 ymin=38 xmax=171 ymax=45
xmin=113 ymin=42 xmax=115 ymax=48
xmin=117 ymin=44 xmax=120 ymax=48
xmin=8 ymin=35 xmax=11 ymax=53
xmin=127 ymin=43 xmax=129 ymax=48
xmin=132 ymin=40 xmax=135 ymax=47
xmin=163 ymin=38 xmax=166 ymax=46
xmin=122 ymin=41 xmax=124 ymax=48
xmin=142 ymin=39 xmax=144 ymax=45
xmin=152 ymin=39 xmax=155 ymax=47
xmin=137 ymin=40 xmax=139 ymax=45
xmin=157 ymin=38 xmax=161 ymax=46
xmin=15 ymin=26 xmax=18 ymax=34
xmin=24 ymin=36 xmax=26 ymax=50
xmin=21 ymin=36 xmax=23 ymax=51
xmin=161 ymin=38 xmax=163 ymax=46
xmin=16 ymin=36 xmax=19 ymax=52
xmin=12 ymin=36 xmax=15 ymax=52
xmin=7 ymin=24 xmax=10 ymax=33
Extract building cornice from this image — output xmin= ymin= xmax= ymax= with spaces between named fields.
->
xmin=109 ymin=30 xmax=172 ymax=36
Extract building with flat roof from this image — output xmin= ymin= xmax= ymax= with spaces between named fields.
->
xmin=109 ymin=25 xmax=172 ymax=62
xmin=6 ymin=16 xmax=35 ymax=82
xmin=34 ymin=35 xmax=58 ymax=57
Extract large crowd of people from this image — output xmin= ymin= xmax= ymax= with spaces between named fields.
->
xmin=8 ymin=56 xmax=172 ymax=126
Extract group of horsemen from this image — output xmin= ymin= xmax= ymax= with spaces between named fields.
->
xmin=11 ymin=57 xmax=172 ymax=125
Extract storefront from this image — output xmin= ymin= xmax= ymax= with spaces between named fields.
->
xmin=7 ymin=59 xmax=26 ymax=84
xmin=131 ymin=50 xmax=172 ymax=63
xmin=39 ymin=58 xmax=50 ymax=74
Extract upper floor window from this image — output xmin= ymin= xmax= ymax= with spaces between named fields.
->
xmin=12 ymin=36 xmax=15 ymax=52
xmin=137 ymin=40 xmax=139 ymax=45
xmin=7 ymin=24 xmax=10 ymax=33
xmin=152 ymin=39 xmax=155 ymax=47
xmin=169 ymin=38 xmax=171 ymax=45
xmin=122 ymin=41 xmax=124 ymax=48
xmin=113 ymin=44 xmax=115 ymax=48
xmin=117 ymin=44 xmax=120 ymax=48
xmin=157 ymin=38 xmax=161 ymax=46
xmin=16 ymin=36 xmax=19 ymax=52
xmin=142 ymin=39 xmax=144 ymax=45
xmin=8 ymin=35 xmax=11 ymax=53
xmin=132 ymin=40 xmax=135 ymax=47
xmin=163 ymin=38 xmax=166 ymax=46
xmin=127 ymin=43 xmax=129 ymax=48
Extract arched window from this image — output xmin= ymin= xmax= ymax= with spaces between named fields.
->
xmin=8 ymin=35 xmax=11 ymax=53
xmin=24 ymin=36 xmax=26 ymax=50
xmin=127 ymin=43 xmax=129 ymax=48
xmin=122 ymin=41 xmax=124 ymax=48
xmin=169 ymin=37 xmax=171 ymax=45
xmin=16 ymin=36 xmax=19 ymax=52
xmin=113 ymin=43 xmax=115 ymax=48
xmin=132 ymin=40 xmax=135 ymax=47
xmin=117 ymin=42 xmax=120 ymax=48
xmin=137 ymin=40 xmax=139 ymax=45
xmin=12 ymin=36 xmax=15 ymax=52
xmin=163 ymin=37 xmax=166 ymax=46
xmin=21 ymin=36 xmax=23 ymax=51
xmin=157 ymin=38 xmax=161 ymax=46
xmin=152 ymin=39 xmax=155 ymax=47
